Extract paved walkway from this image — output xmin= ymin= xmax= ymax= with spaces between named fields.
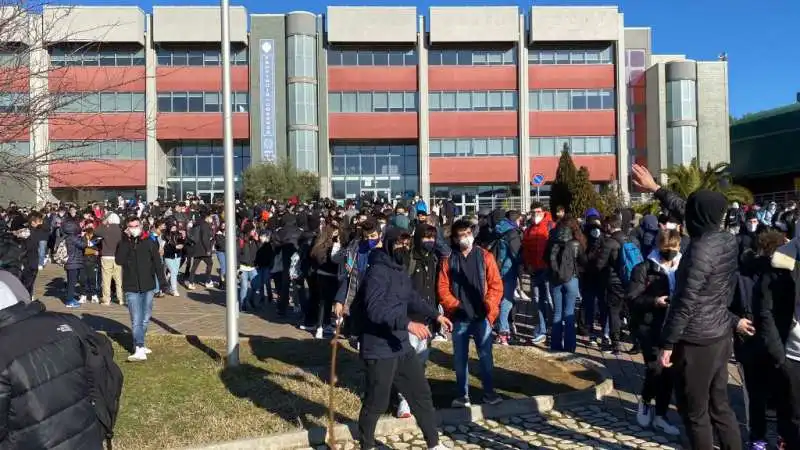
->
xmin=34 ymin=268 xmax=753 ymax=449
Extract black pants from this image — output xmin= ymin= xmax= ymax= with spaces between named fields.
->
xmin=639 ymin=333 xmax=673 ymax=416
xmin=775 ymin=358 xmax=800 ymax=448
xmin=605 ymin=293 xmax=624 ymax=344
xmin=80 ymin=257 xmax=99 ymax=296
xmin=303 ymin=273 xmax=319 ymax=327
xmin=739 ymin=358 xmax=772 ymax=441
xmin=315 ymin=273 xmax=337 ymax=329
xmin=189 ymin=256 xmax=213 ymax=284
xmin=20 ymin=267 xmax=37 ymax=295
xmin=673 ymin=338 xmax=741 ymax=450
xmin=359 ymin=350 xmax=439 ymax=449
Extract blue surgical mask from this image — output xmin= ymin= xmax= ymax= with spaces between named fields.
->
xmin=367 ymin=238 xmax=380 ymax=249
xmin=421 ymin=241 xmax=435 ymax=252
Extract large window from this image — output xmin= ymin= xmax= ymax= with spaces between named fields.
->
xmin=530 ymin=89 xmax=614 ymax=111
xmin=288 ymin=83 xmax=317 ymax=125
xmin=429 ymin=90 xmax=517 ymax=111
xmin=429 ymin=47 xmax=516 ymax=66
xmin=666 ymin=79 xmax=697 ymax=122
xmin=328 ymin=91 xmax=417 ymax=113
xmin=667 ymin=126 xmax=697 ymax=167
xmin=330 ymin=143 xmax=418 ymax=200
xmin=165 ymin=140 xmax=250 ymax=200
xmin=0 ymin=93 xmax=29 ymax=113
xmin=528 ymin=46 xmax=613 ymax=65
xmin=55 ymin=92 xmax=144 ymax=113
xmin=157 ymin=92 xmax=249 ymax=113
xmin=289 ymin=130 xmax=317 ymax=172
xmin=50 ymin=140 xmax=145 ymax=160
xmin=430 ymin=138 xmax=517 ymax=157
xmin=288 ymin=35 xmax=316 ymax=78
xmin=50 ymin=44 xmax=145 ymax=67
xmin=156 ymin=44 xmax=248 ymax=66
xmin=327 ymin=48 xmax=417 ymax=66
xmin=530 ymin=136 xmax=616 ymax=157
xmin=0 ymin=48 xmax=28 ymax=67
xmin=0 ymin=141 xmax=30 ymax=156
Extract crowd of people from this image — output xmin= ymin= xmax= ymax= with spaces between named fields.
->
xmin=2 ymin=163 xmax=800 ymax=448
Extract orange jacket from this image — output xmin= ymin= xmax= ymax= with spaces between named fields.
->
xmin=522 ymin=211 xmax=554 ymax=271
xmin=437 ymin=247 xmax=503 ymax=325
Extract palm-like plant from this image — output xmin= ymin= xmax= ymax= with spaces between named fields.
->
xmin=663 ymin=159 xmax=753 ymax=204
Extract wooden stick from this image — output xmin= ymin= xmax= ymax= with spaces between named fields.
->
xmin=326 ymin=320 xmax=344 ymax=449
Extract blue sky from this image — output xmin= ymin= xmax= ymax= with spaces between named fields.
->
xmin=72 ymin=0 xmax=798 ymax=116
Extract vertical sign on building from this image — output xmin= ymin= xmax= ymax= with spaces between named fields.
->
xmin=259 ymin=39 xmax=276 ymax=162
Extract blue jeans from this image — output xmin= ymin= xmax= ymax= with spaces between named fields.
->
xmin=498 ymin=276 xmax=518 ymax=334
xmin=216 ymin=251 xmax=226 ymax=280
xmin=126 ymin=290 xmax=155 ymax=348
xmin=257 ymin=267 xmax=272 ymax=304
xmin=551 ymin=277 xmax=579 ymax=352
xmin=239 ymin=269 xmax=259 ymax=310
xmin=164 ymin=257 xmax=180 ymax=293
xmin=531 ymin=270 xmax=552 ymax=336
xmin=38 ymin=240 xmax=47 ymax=267
xmin=452 ymin=318 xmax=495 ymax=398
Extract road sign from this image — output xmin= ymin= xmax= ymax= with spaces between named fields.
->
xmin=531 ymin=173 xmax=545 ymax=186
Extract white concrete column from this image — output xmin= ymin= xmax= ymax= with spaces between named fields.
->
xmin=517 ymin=13 xmax=531 ymax=212
xmin=615 ymin=13 xmax=630 ymax=202
xmin=29 ymin=15 xmax=50 ymax=205
xmin=417 ymin=15 xmax=431 ymax=204
xmin=145 ymin=14 xmax=159 ymax=201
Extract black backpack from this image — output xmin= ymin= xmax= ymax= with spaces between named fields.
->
xmin=61 ymin=314 xmax=123 ymax=449
xmin=549 ymin=241 xmax=576 ymax=284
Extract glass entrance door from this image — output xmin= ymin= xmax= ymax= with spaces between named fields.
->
xmin=197 ymin=190 xmax=223 ymax=204
xmin=361 ymin=187 xmax=391 ymax=204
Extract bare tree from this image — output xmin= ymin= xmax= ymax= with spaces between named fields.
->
xmin=0 ymin=0 xmax=150 ymax=205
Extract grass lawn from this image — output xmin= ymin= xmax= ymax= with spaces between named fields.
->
xmin=110 ymin=334 xmax=597 ymax=450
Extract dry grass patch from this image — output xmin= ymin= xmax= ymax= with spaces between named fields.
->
xmin=110 ymin=335 xmax=598 ymax=450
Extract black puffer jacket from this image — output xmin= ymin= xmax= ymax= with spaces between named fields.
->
xmin=655 ymin=188 xmax=740 ymax=349
xmin=0 ymin=301 xmax=104 ymax=449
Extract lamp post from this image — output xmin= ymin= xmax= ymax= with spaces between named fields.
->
xmin=220 ymin=0 xmax=238 ymax=367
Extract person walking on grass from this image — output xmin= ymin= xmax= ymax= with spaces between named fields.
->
xmin=116 ymin=216 xmax=167 ymax=362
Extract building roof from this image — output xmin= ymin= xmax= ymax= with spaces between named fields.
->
xmin=730 ymin=102 xmax=800 ymax=179
xmin=731 ymin=102 xmax=800 ymax=126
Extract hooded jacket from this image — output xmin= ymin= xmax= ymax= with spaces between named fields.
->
xmin=522 ymin=211 xmax=554 ymax=271
xmin=635 ymin=215 xmax=660 ymax=257
xmin=494 ymin=217 xmax=522 ymax=279
xmin=545 ymin=225 xmax=587 ymax=284
xmin=356 ymin=241 xmax=439 ymax=360
xmin=62 ymin=219 xmax=86 ymax=270
xmin=408 ymin=230 xmax=439 ymax=322
xmin=0 ymin=301 xmax=105 ymax=449
xmin=655 ymin=188 xmax=740 ymax=349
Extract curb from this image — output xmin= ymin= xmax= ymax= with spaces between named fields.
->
xmin=180 ymin=346 xmax=614 ymax=450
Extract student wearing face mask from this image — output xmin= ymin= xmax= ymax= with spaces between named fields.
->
xmin=334 ymin=220 xmax=381 ymax=326
xmin=438 ymin=219 xmax=504 ymax=408
xmin=353 ymin=226 xmax=451 ymax=450
xmin=626 ymin=230 xmax=683 ymax=436
xmin=115 ymin=216 xmax=167 ymax=362
xmin=581 ymin=211 xmax=607 ymax=340
xmin=739 ymin=211 xmax=764 ymax=256
xmin=522 ymin=202 xmax=555 ymax=344
xmin=309 ymin=224 xmax=341 ymax=339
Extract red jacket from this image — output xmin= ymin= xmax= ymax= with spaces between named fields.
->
xmin=522 ymin=211 xmax=553 ymax=271
xmin=437 ymin=247 xmax=503 ymax=325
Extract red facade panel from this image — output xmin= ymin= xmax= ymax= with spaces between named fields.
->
xmin=49 ymin=67 xmax=146 ymax=92
xmin=430 ymin=112 xmax=518 ymax=138
xmin=528 ymin=65 xmax=615 ymax=89
xmin=157 ymin=113 xmax=249 ymax=140
xmin=530 ymin=155 xmax=617 ymax=182
xmin=49 ymin=160 xmax=146 ymax=188
xmin=328 ymin=67 xmax=417 ymax=91
xmin=0 ymin=114 xmax=29 ymax=141
xmin=49 ymin=113 xmax=146 ymax=140
xmin=329 ymin=113 xmax=418 ymax=139
xmin=530 ymin=111 xmax=616 ymax=137
xmin=428 ymin=66 xmax=517 ymax=91
xmin=156 ymin=66 xmax=249 ymax=92
xmin=0 ymin=67 xmax=30 ymax=91
xmin=430 ymin=156 xmax=519 ymax=184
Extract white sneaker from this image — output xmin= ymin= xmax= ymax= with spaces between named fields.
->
xmin=38 ymin=265 xmax=44 ymax=271
xmin=78 ymin=295 xmax=87 ymax=304
xmin=396 ymin=398 xmax=412 ymax=418
xmin=636 ymin=399 xmax=654 ymax=427
xmin=91 ymin=295 xmax=99 ymax=304
xmin=428 ymin=445 xmax=451 ymax=450
xmin=315 ymin=327 xmax=324 ymax=339
xmin=204 ymin=281 xmax=215 ymax=289
xmin=127 ymin=347 xmax=147 ymax=362
xmin=142 ymin=347 xmax=153 ymax=355
xmin=653 ymin=415 xmax=680 ymax=436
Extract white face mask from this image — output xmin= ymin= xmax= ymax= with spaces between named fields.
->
xmin=747 ymin=223 xmax=758 ymax=233
xmin=533 ymin=214 xmax=544 ymax=224
xmin=731 ymin=202 xmax=739 ymax=209
xmin=129 ymin=227 xmax=142 ymax=237
xmin=665 ymin=222 xmax=678 ymax=230
xmin=16 ymin=229 xmax=30 ymax=239
xmin=458 ymin=235 xmax=474 ymax=250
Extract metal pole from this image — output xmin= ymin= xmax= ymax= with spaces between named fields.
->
xmin=220 ymin=0 xmax=239 ymax=367
xmin=536 ymin=186 xmax=540 ymax=202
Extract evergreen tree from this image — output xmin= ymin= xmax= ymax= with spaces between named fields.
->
xmin=550 ymin=144 xmax=578 ymax=214
xmin=572 ymin=166 xmax=599 ymax=217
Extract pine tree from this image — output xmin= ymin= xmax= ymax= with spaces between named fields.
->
xmin=550 ymin=144 xmax=578 ymax=214
xmin=572 ymin=166 xmax=599 ymax=217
